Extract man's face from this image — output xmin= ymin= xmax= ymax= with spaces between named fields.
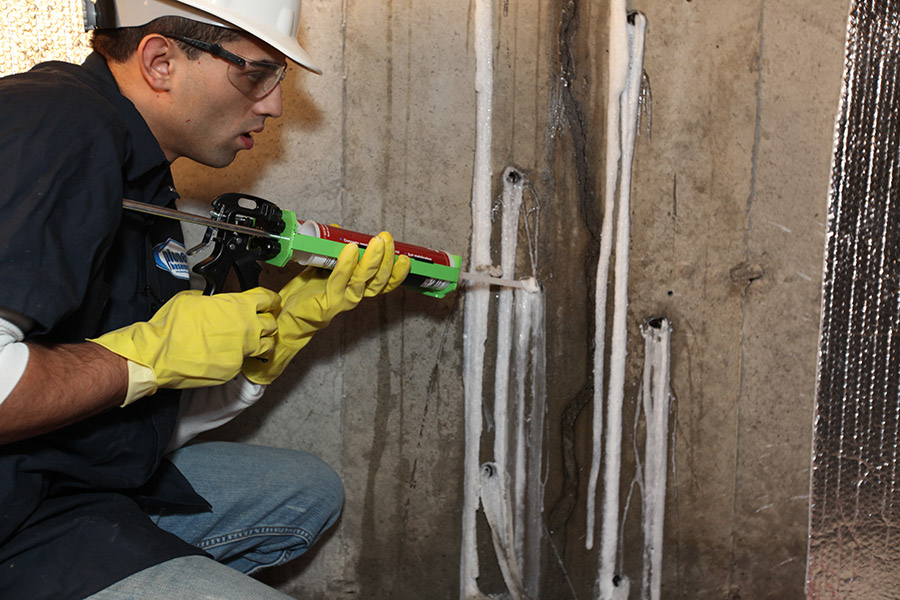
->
xmin=166 ymin=34 xmax=286 ymax=167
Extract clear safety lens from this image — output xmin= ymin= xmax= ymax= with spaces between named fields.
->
xmin=164 ymin=34 xmax=287 ymax=100
xmin=226 ymin=60 xmax=287 ymax=99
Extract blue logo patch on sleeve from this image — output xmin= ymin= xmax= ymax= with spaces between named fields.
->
xmin=153 ymin=238 xmax=190 ymax=281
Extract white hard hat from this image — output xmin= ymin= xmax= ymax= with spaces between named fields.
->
xmin=88 ymin=0 xmax=321 ymax=74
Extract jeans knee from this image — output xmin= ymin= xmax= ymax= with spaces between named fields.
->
xmin=160 ymin=442 xmax=344 ymax=552
xmin=292 ymin=452 xmax=344 ymax=534
xmin=321 ymin=461 xmax=344 ymax=518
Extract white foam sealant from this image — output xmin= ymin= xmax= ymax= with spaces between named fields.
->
xmin=586 ymin=0 xmax=629 ymax=554
xmin=514 ymin=283 xmax=546 ymax=598
xmin=477 ymin=167 xmax=528 ymax=598
xmin=461 ymin=1 xmax=660 ymax=598
xmin=462 ymin=165 xmax=546 ymax=600
xmin=594 ymin=9 xmax=647 ymax=600
xmin=460 ymin=2 xmax=547 ymax=595
xmin=482 ymin=283 xmax=547 ymax=600
xmin=494 ymin=167 xmax=526 ymax=483
xmin=639 ymin=318 xmax=672 ymax=600
xmin=460 ymin=0 xmax=494 ymax=595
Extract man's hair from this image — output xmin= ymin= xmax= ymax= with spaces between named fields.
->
xmin=91 ymin=16 xmax=242 ymax=63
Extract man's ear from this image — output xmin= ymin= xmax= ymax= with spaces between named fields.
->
xmin=137 ymin=35 xmax=177 ymax=92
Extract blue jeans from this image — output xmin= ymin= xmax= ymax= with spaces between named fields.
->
xmin=87 ymin=441 xmax=343 ymax=599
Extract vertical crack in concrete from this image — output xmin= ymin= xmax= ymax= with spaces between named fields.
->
xmin=361 ymin=300 xmax=397 ymax=592
xmin=559 ymin=0 xmax=600 ymax=241
xmin=729 ymin=0 xmax=767 ymax=592
xmin=338 ymin=0 xmax=351 ymax=585
xmin=340 ymin=0 xmax=350 ymax=214
xmin=358 ymin=4 xmax=399 ymax=591
xmin=546 ymin=0 xmax=603 ymax=551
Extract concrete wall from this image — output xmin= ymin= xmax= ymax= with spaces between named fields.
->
xmin=173 ymin=1 xmax=851 ymax=598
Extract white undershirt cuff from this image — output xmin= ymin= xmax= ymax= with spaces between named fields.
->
xmin=0 ymin=318 xmax=29 ymax=407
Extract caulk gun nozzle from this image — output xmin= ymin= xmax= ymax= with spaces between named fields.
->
xmin=457 ymin=271 xmax=541 ymax=292
xmin=520 ymin=276 xmax=541 ymax=294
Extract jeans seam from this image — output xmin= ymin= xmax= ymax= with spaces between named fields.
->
xmin=198 ymin=526 xmax=314 ymax=551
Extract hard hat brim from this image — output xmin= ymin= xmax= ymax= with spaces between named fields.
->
xmin=176 ymin=0 xmax=322 ymax=74
xmin=114 ymin=0 xmax=322 ymax=74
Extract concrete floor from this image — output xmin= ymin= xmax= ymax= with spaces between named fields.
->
xmin=172 ymin=0 xmax=852 ymax=597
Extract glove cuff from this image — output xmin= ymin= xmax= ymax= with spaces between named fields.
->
xmin=122 ymin=360 xmax=158 ymax=407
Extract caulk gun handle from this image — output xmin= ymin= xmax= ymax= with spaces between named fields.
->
xmin=193 ymin=234 xmax=262 ymax=295
xmin=191 ymin=193 xmax=286 ymax=295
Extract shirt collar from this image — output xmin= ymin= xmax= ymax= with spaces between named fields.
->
xmin=81 ymin=53 xmax=172 ymax=186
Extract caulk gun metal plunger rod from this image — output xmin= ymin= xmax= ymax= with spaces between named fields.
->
xmin=122 ymin=199 xmax=287 ymax=240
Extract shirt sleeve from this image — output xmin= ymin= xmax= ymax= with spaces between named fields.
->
xmin=0 ymin=71 xmax=126 ymax=333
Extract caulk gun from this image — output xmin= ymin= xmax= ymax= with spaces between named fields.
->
xmin=123 ymin=194 xmax=537 ymax=297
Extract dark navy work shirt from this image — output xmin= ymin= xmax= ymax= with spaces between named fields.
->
xmin=0 ymin=54 xmax=208 ymax=599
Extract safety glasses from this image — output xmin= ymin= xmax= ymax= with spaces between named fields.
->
xmin=164 ymin=34 xmax=287 ymax=100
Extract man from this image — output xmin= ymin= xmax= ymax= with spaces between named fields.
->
xmin=0 ymin=1 xmax=410 ymax=598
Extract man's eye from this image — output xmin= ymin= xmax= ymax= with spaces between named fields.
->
xmin=242 ymin=70 xmax=268 ymax=84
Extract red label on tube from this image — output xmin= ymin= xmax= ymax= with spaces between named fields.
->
xmin=305 ymin=222 xmax=453 ymax=266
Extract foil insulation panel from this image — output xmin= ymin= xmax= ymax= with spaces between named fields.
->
xmin=808 ymin=1 xmax=900 ymax=597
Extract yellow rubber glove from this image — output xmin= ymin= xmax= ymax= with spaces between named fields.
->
xmin=243 ymin=231 xmax=411 ymax=385
xmin=89 ymin=287 xmax=281 ymax=404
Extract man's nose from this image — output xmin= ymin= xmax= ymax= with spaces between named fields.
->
xmin=255 ymin=82 xmax=284 ymax=119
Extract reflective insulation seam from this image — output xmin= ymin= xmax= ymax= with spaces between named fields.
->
xmin=808 ymin=1 xmax=900 ymax=597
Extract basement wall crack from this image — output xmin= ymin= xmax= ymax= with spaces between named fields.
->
xmin=729 ymin=0 xmax=767 ymax=593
